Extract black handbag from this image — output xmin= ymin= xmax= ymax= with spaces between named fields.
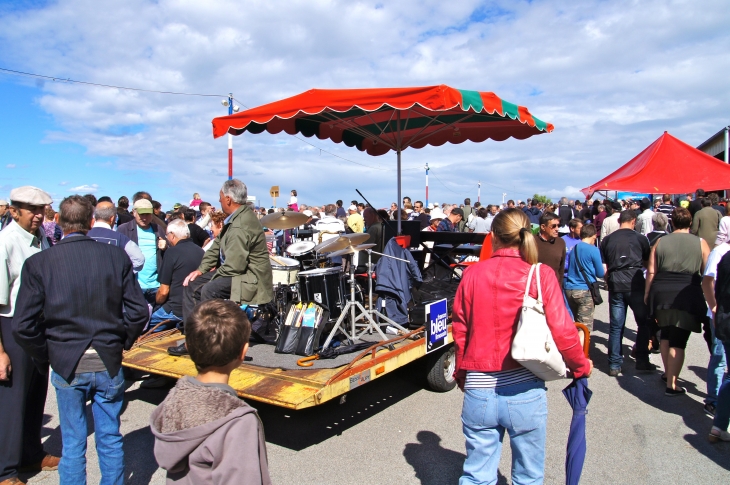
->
xmin=574 ymin=244 xmax=603 ymax=306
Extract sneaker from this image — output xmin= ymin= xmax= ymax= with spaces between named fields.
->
xmin=608 ymin=367 xmax=621 ymax=377
xmin=703 ymin=403 xmax=717 ymax=417
xmin=708 ymin=426 xmax=730 ymax=443
xmin=665 ymin=387 xmax=687 ymax=397
xmin=167 ymin=342 xmax=188 ymax=356
xmin=635 ymin=361 xmax=657 ymax=372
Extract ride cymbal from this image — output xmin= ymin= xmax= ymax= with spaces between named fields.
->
xmin=260 ymin=211 xmax=309 ymax=230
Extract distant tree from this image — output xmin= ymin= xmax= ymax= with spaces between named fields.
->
xmin=532 ymin=193 xmax=552 ymax=205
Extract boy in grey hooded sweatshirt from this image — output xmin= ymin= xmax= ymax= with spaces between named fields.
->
xmin=150 ymin=299 xmax=272 ymax=485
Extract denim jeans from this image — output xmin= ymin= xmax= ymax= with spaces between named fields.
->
xmin=51 ymin=370 xmax=126 ymax=485
xmin=706 ymin=321 xmax=729 ymax=406
xmin=460 ymin=379 xmax=547 ymax=485
xmin=714 ymin=340 xmax=730 ymax=431
xmin=145 ymin=306 xmax=182 ymax=332
xmin=608 ymin=290 xmax=651 ymax=369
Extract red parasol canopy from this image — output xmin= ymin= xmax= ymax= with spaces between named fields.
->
xmin=212 ymin=85 xmax=554 ymax=231
xmin=581 ymin=132 xmax=730 ymax=198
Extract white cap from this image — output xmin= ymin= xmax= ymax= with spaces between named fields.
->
xmin=302 ymin=210 xmax=313 ymax=217
xmin=429 ymin=208 xmax=446 ymax=220
xmin=0 ymin=199 xmax=7 ymax=206
xmin=349 ymin=205 xmax=357 ymax=211
xmin=9 ymin=186 xmax=52 ymax=206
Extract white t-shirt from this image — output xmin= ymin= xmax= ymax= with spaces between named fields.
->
xmin=289 ymin=196 xmax=297 ymax=205
xmin=704 ymin=242 xmax=730 ymax=317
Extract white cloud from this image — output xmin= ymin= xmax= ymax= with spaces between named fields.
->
xmin=6 ymin=164 xmax=15 ymax=169
xmin=0 ymin=0 xmax=728 ymax=206
xmin=58 ymin=181 xmax=68 ymax=186
xmin=69 ymin=184 xmax=99 ymax=193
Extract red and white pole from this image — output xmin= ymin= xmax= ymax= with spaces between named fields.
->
xmin=227 ymin=93 xmax=234 ymax=180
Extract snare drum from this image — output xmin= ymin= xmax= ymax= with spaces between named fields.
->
xmin=286 ymin=241 xmax=316 ymax=269
xmin=269 ymin=256 xmax=300 ymax=286
xmin=298 ymin=267 xmax=345 ymax=318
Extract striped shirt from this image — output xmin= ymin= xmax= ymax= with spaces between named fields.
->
xmin=465 ymin=367 xmax=540 ymax=389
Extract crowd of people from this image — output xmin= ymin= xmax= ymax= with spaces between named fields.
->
xmin=0 ymin=182 xmax=728 ymax=485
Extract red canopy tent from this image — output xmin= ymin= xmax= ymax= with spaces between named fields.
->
xmin=582 ymin=132 xmax=730 ymax=198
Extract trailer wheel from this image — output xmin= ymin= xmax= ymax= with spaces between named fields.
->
xmin=426 ymin=344 xmax=457 ymax=392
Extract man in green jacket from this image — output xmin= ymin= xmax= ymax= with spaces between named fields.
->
xmin=181 ymin=179 xmax=274 ymax=325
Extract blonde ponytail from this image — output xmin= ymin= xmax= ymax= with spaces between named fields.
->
xmin=491 ymin=208 xmax=538 ymax=264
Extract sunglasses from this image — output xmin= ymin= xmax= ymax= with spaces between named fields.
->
xmin=548 ymin=223 xmax=559 ymax=229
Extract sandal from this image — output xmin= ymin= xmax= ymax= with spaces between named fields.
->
xmin=665 ymin=387 xmax=686 ymax=397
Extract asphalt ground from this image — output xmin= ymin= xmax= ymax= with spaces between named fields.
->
xmin=25 ymin=289 xmax=730 ymax=484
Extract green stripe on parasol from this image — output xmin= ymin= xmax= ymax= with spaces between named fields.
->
xmin=458 ymin=89 xmax=484 ymax=113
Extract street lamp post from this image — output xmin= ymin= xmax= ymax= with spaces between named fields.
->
xmin=425 ymin=163 xmax=429 ymax=207
xmin=221 ymin=93 xmax=240 ymax=180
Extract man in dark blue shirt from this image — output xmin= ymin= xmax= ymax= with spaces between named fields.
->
xmin=437 ymin=208 xmax=463 ymax=232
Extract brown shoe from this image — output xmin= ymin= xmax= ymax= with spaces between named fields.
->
xmin=19 ymin=454 xmax=60 ymax=472
xmin=0 ymin=477 xmax=27 ymax=484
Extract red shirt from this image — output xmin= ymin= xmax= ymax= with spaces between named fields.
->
xmin=452 ymin=248 xmax=591 ymax=379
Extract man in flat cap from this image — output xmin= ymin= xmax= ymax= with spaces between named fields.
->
xmin=0 ymin=186 xmax=59 ymax=484
xmin=0 ymin=200 xmax=11 ymax=231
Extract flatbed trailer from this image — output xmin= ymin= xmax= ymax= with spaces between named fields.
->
xmin=123 ymin=326 xmax=457 ymax=410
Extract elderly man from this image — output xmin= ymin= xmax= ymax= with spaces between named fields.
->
xmin=437 ymin=207 xmax=463 ymax=232
xmin=88 ymin=201 xmax=145 ymax=272
xmin=0 ymin=186 xmax=59 ymax=484
xmin=0 ymin=199 xmax=11 ymax=231
xmin=315 ymin=204 xmax=345 ymax=244
xmin=13 ymin=195 xmax=147 ymax=485
xmin=347 ymin=204 xmax=364 ymax=233
xmin=175 ymin=180 xmax=273 ymax=355
xmin=147 ymin=219 xmax=204 ymax=332
xmin=117 ymin=199 xmax=167 ymax=305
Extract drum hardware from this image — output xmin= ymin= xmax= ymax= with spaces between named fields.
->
xmin=361 ymin=249 xmax=410 ymax=334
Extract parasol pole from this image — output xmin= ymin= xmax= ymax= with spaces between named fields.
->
xmin=396 ymin=110 xmax=402 ymax=234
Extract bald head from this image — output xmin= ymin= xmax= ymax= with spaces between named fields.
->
xmin=363 ymin=207 xmax=378 ymax=227
xmin=94 ymin=201 xmax=117 ymax=225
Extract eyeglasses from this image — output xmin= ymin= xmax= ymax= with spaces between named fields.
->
xmin=548 ymin=223 xmax=559 ymax=229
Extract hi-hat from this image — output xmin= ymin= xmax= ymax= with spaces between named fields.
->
xmin=260 ymin=211 xmax=309 ymax=230
xmin=328 ymin=243 xmax=377 ymax=258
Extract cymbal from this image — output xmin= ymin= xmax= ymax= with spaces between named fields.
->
xmin=314 ymin=235 xmax=350 ymax=253
xmin=328 ymin=243 xmax=377 ymax=258
xmin=343 ymin=233 xmax=371 ymax=245
xmin=260 ymin=211 xmax=309 ymax=230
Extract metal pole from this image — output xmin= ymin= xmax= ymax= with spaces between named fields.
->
xmin=227 ymin=93 xmax=233 ymax=180
xmin=425 ymin=163 xmax=429 ymax=207
xmin=478 ymin=181 xmax=481 ymax=204
xmin=725 ymin=126 xmax=729 ymax=164
xmin=396 ymin=111 xmax=402 ymax=234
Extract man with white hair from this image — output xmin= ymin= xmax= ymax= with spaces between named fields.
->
xmin=175 ymin=180 xmax=273 ymax=355
xmin=148 ymin=219 xmax=204 ymax=331
xmin=88 ymin=201 xmax=145 ymax=272
xmin=0 ymin=186 xmax=59 ymax=483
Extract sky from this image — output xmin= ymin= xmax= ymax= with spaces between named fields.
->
xmin=0 ymin=0 xmax=728 ymax=210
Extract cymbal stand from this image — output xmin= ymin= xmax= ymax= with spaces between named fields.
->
xmin=363 ymin=249 xmax=410 ymax=334
xmin=321 ymin=258 xmax=386 ymax=349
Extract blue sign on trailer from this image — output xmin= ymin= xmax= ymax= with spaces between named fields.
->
xmin=426 ymin=298 xmax=448 ymax=354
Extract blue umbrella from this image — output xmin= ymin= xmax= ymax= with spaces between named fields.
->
xmin=562 ymin=377 xmax=593 ymax=485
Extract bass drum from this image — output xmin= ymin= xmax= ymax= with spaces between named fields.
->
xmin=298 ymin=267 xmax=345 ymax=319
xmin=269 ymin=256 xmax=300 ymax=286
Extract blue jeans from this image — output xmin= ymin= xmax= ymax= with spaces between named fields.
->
xmin=608 ymin=291 xmax=651 ymax=369
xmin=146 ymin=306 xmax=182 ymax=332
xmin=714 ymin=340 xmax=730 ymax=431
xmin=706 ymin=321 xmax=729 ymax=406
xmin=51 ymin=370 xmax=126 ymax=485
xmin=460 ymin=380 xmax=547 ymax=485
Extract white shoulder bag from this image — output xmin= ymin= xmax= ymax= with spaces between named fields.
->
xmin=511 ymin=264 xmax=568 ymax=381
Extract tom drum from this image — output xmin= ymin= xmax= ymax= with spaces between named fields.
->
xmin=269 ymin=256 xmax=300 ymax=286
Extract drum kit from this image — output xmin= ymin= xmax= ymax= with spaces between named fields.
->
xmin=260 ymin=210 xmax=408 ymax=348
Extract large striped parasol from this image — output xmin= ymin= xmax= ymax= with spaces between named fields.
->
xmin=212 ymin=85 xmax=553 ymax=231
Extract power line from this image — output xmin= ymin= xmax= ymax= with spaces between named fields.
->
xmin=0 ymin=66 xmax=225 ymax=97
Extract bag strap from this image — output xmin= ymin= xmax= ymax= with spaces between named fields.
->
xmin=524 ymin=264 xmax=543 ymax=303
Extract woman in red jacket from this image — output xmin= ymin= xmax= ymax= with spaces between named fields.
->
xmin=453 ymin=208 xmax=592 ymax=485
